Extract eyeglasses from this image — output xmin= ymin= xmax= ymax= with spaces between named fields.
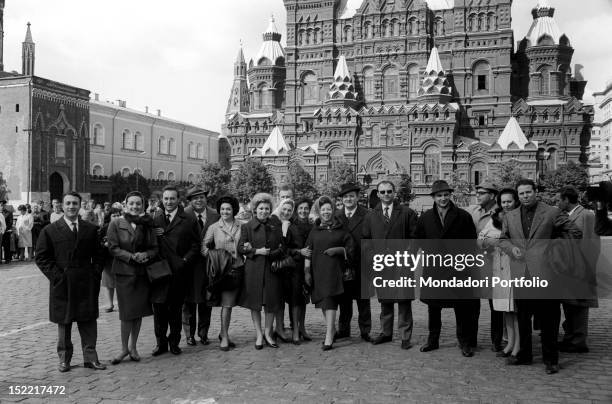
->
xmin=476 ymin=191 xmax=491 ymax=195
xmin=378 ymin=190 xmax=394 ymax=195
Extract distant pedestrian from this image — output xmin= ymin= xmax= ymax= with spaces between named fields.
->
xmin=16 ymin=204 xmax=33 ymax=260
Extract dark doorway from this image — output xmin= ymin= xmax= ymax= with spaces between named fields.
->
xmin=49 ymin=172 xmax=63 ymax=202
xmin=369 ymin=189 xmax=380 ymax=209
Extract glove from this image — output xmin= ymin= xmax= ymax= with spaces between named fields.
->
xmin=323 ymin=247 xmax=345 ymax=257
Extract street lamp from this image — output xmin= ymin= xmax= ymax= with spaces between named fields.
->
xmin=135 ymin=150 xmax=146 ymax=191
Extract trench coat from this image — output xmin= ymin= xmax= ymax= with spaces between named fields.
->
xmin=335 ymin=205 xmax=369 ymax=299
xmin=35 ymin=218 xmax=104 ymax=324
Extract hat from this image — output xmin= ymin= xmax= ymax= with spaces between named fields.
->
xmin=0 ymin=199 xmax=6 ymax=204
xmin=186 ymin=187 xmax=208 ymax=200
xmin=430 ymin=180 xmax=454 ymax=196
xmin=216 ymin=195 xmax=240 ymax=217
xmin=475 ymin=182 xmax=498 ymax=194
xmin=337 ymin=182 xmax=361 ymax=197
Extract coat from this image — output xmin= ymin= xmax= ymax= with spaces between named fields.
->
xmin=238 ymin=217 xmax=285 ymax=312
xmin=499 ymin=202 xmax=582 ymax=300
xmin=362 ymin=201 xmax=418 ymax=301
xmin=107 ymin=217 xmax=158 ymax=276
xmin=183 ymin=205 xmax=220 ymax=303
xmin=151 ymin=206 xmax=201 ymax=304
xmin=35 ymin=218 xmax=104 ymax=324
xmin=415 ymin=201 xmax=479 ymax=305
xmin=335 ymin=205 xmax=369 ymax=299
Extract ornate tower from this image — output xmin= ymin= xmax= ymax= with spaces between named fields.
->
xmin=22 ymin=22 xmax=35 ymax=76
xmin=418 ymin=47 xmax=452 ymax=104
xmin=0 ymin=0 xmax=5 ymax=71
xmin=326 ymin=54 xmax=359 ymax=108
xmin=225 ymin=44 xmax=249 ymax=116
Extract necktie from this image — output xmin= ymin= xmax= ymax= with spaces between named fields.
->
xmin=197 ymin=214 xmax=204 ymax=231
xmin=384 ymin=207 xmax=390 ymax=221
xmin=166 ymin=213 xmax=171 ymax=224
xmin=346 ymin=211 xmax=352 ymax=219
xmin=71 ymin=222 xmax=78 ymax=241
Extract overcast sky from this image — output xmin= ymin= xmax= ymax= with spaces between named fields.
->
xmin=3 ymin=0 xmax=611 ymax=133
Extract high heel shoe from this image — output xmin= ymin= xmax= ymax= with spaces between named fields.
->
xmin=264 ymin=335 xmax=279 ymax=348
xmin=128 ymin=349 xmax=140 ymax=362
xmin=255 ymin=338 xmax=264 ymax=350
xmin=111 ymin=351 xmax=129 ymax=365
xmin=273 ymin=331 xmax=289 ymax=343
xmin=322 ymin=343 xmax=333 ymax=351
xmin=219 ymin=334 xmax=236 ymax=348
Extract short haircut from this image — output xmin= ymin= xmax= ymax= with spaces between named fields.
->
xmin=515 ymin=178 xmax=536 ymax=192
xmin=559 ymin=185 xmax=579 ymax=204
xmin=162 ymin=185 xmax=179 ymax=197
xmin=125 ymin=191 xmax=145 ymax=204
xmin=318 ymin=195 xmax=334 ymax=210
xmin=63 ymin=192 xmax=82 ymax=204
xmin=251 ymin=193 xmax=274 ymax=210
xmin=377 ymin=180 xmax=396 ymax=192
xmin=496 ymin=188 xmax=519 ymax=208
xmin=279 ymin=184 xmax=294 ymax=193
xmin=18 ymin=204 xmax=26 ymax=211
xmin=216 ymin=195 xmax=240 ymax=216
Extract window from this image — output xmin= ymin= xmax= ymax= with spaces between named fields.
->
xmin=121 ymin=167 xmax=131 ymax=177
xmin=157 ymin=171 xmax=166 ymax=180
xmin=158 ymin=136 xmax=168 ymax=154
xmin=167 ymin=172 xmax=175 ymax=181
xmin=56 ymin=140 xmax=65 ymax=158
xmin=168 ymin=138 xmax=176 ymax=155
xmin=135 ymin=131 xmax=144 ymax=151
xmin=363 ymin=67 xmax=375 ymax=101
xmin=188 ymin=142 xmax=195 ymax=158
xmin=424 ymin=145 xmax=441 ymax=183
xmin=472 ymin=61 xmax=490 ymax=94
xmin=382 ymin=66 xmax=399 ymax=99
xmin=92 ymin=124 xmax=105 ymax=146
xmin=197 ymin=144 xmax=204 ymax=159
xmin=122 ymin=129 xmax=134 ymax=150
xmin=302 ymin=73 xmax=318 ymax=105
xmin=478 ymin=115 xmax=486 ymax=126
xmin=478 ymin=75 xmax=487 ymax=90
xmin=16 ymin=104 xmax=19 ymax=112
xmin=329 ymin=148 xmax=344 ymax=169
xmin=408 ymin=65 xmax=419 ymax=99
xmin=538 ymin=65 xmax=551 ymax=96
xmin=92 ymin=164 xmax=103 ymax=176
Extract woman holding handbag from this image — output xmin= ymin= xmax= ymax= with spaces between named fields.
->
xmin=238 ymin=193 xmax=285 ymax=349
xmin=304 ymin=196 xmax=355 ymax=351
xmin=106 ymin=191 xmax=157 ymax=364
xmin=201 ymin=195 xmax=244 ymax=351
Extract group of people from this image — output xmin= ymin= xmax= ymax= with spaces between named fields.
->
xmin=31 ymin=177 xmax=612 ymax=375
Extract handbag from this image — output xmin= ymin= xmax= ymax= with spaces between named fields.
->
xmin=146 ymin=259 xmax=172 ymax=282
xmin=342 ymin=261 xmax=355 ymax=282
xmin=271 ymin=255 xmax=296 ymax=273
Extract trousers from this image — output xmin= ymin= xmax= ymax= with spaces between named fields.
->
xmin=379 ymin=300 xmax=413 ymax=341
xmin=182 ymin=302 xmax=212 ymax=340
xmin=57 ymin=320 xmax=98 ymax=363
xmin=153 ymin=301 xmax=183 ymax=347
xmin=338 ymin=296 xmax=372 ymax=336
xmin=561 ymin=303 xmax=589 ymax=349
xmin=516 ymin=299 xmax=561 ymax=365
xmin=426 ymin=300 xmax=480 ymax=348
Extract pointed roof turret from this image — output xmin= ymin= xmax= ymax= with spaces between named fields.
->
xmin=495 ymin=117 xmax=536 ymax=150
xmin=425 ymin=46 xmax=444 ymax=75
xmin=254 ymin=14 xmax=285 ymax=67
xmin=260 ymin=126 xmax=290 ymax=155
xmin=235 ymin=42 xmax=245 ymax=65
xmin=333 ymin=55 xmax=351 ymax=82
xmin=418 ymin=47 xmax=452 ymax=103
xmin=526 ymin=0 xmax=566 ymax=46
xmin=24 ymin=22 xmax=33 ymax=43
xmin=327 ymin=55 xmax=358 ymax=105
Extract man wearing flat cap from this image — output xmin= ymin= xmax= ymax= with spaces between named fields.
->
xmin=182 ymin=186 xmax=220 ymax=346
xmin=334 ymin=182 xmax=372 ymax=342
xmin=416 ymin=180 xmax=480 ymax=357
xmin=467 ymin=182 xmax=504 ymax=352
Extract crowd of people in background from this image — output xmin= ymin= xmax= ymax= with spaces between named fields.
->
xmin=2 ymin=176 xmax=611 ymax=376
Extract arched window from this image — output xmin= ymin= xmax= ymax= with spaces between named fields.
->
xmin=122 ymin=129 xmax=134 ymax=150
xmin=158 ymin=136 xmax=168 ymax=154
xmin=91 ymin=164 xmax=103 ymax=176
xmin=187 ymin=173 xmax=195 ymax=183
xmin=328 ymin=148 xmax=344 ymax=169
xmin=188 ymin=142 xmax=195 ymax=158
xmin=364 ymin=21 xmax=373 ymax=39
xmin=363 ymin=67 xmax=375 ymax=101
xmin=473 ymin=60 xmax=491 ymax=94
xmin=424 ymin=145 xmax=441 ymax=183
xmin=382 ymin=66 xmax=399 ymax=99
xmin=486 ymin=12 xmax=495 ymax=30
xmin=197 ymin=143 xmax=204 ymax=159
xmin=434 ymin=17 xmax=443 ymax=36
xmin=168 ymin=138 xmax=176 ymax=155
xmin=122 ymin=167 xmax=131 ymax=177
xmin=256 ymin=83 xmax=268 ymax=109
xmin=344 ymin=26 xmax=353 ymax=42
xmin=468 ymin=14 xmax=475 ymax=32
xmin=392 ymin=19 xmax=400 ymax=36
xmin=382 ymin=20 xmax=390 ymax=37
xmin=408 ymin=64 xmax=419 ymax=99
xmin=135 ymin=131 xmax=144 ymax=151
xmin=92 ymin=123 xmax=104 ymax=146
xmin=302 ymin=73 xmax=318 ymax=105
xmin=167 ymin=171 xmax=175 ymax=181
xmin=538 ymin=65 xmax=551 ymax=96
xmin=56 ymin=139 xmax=66 ymax=158
xmin=157 ymin=171 xmax=166 ymax=180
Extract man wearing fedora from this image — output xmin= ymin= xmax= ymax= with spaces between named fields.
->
xmin=468 ymin=182 xmax=504 ymax=353
xmin=416 ymin=180 xmax=480 ymax=357
xmin=182 ymin=186 xmax=220 ymax=346
xmin=362 ymin=180 xmax=418 ymax=349
xmin=335 ymin=182 xmax=372 ymax=342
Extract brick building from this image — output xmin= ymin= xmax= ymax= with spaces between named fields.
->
xmin=223 ymin=0 xmax=593 ymax=207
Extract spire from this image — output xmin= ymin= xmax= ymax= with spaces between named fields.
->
xmin=263 ymin=14 xmax=282 ymax=42
xmin=495 ymin=117 xmax=534 ymax=150
xmin=418 ymin=47 xmax=452 ymax=103
xmin=260 ymin=126 xmax=290 ymax=155
xmin=327 ymin=55 xmax=358 ymax=104
xmin=333 ymin=55 xmax=351 ymax=82
xmin=226 ymin=42 xmax=249 ymax=116
xmin=22 ymin=22 xmax=35 ymax=76
xmin=235 ymin=42 xmax=245 ymax=65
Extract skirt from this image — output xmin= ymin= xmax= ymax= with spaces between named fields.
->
xmin=101 ymin=266 xmax=116 ymax=288
xmin=314 ymin=294 xmax=340 ymax=311
xmin=116 ymin=273 xmax=153 ymax=321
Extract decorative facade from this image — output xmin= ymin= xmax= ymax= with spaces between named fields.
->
xmin=223 ymin=0 xmax=593 ymax=208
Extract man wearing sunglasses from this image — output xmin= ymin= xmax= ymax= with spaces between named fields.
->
xmin=362 ymin=180 xmax=418 ymax=350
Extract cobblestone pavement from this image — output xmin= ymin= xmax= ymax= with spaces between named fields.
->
xmin=1 ymin=261 xmax=611 ymax=404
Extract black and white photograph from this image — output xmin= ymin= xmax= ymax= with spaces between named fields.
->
xmin=1 ymin=0 xmax=612 ymax=402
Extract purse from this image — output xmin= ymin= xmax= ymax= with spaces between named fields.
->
xmin=271 ymin=255 xmax=296 ymax=273
xmin=342 ymin=261 xmax=355 ymax=282
xmin=146 ymin=259 xmax=172 ymax=282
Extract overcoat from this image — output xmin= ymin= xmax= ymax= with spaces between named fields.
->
xmin=335 ymin=205 xmax=368 ymax=299
xmin=238 ymin=217 xmax=284 ymax=312
xmin=151 ymin=206 xmax=201 ymax=304
xmin=362 ymin=201 xmax=418 ymax=301
xmin=35 ymin=218 xmax=104 ymax=323
xmin=183 ymin=205 xmax=220 ymax=303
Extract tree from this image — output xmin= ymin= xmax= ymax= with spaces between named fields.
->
xmin=394 ymin=172 xmax=416 ymax=204
xmin=318 ymin=161 xmax=356 ymax=197
xmin=197 ymin=162 xmax=231 ymax=199
xmin=0 ymin=172 xmax=10 ymax=202
xmin=230 ymin=158 xmax=274 ymax=204
xmin=126 ymin=173 xmax=151 ymax=200
xmin=287 ymin=158 xmax=319 ymax=201
xmin=110 ymin=172 xmax=151 ymax=202
xmin=449 ymin=172 xmax=472 ymax=207
xmin=538 ymin=160 xmax=589 ymax=205
xmin=490 ymin=159 xmax=524 ymax=189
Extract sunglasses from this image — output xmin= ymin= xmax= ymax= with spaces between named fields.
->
xmin=378 ymin=190 xmax=394 ymax=195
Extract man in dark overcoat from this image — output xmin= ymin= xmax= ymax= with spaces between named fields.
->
xmin=35 ymin=192 xmax=106 ymax=372
xmin=1 ymin=199 xmax=14 ymax=264
xmin=182 ymin=187 xmax=219 ymax=346
xmin=151 ymin=185 xmax=201 ymax=355
xmin=362 ymin=180 xmax=418 ymax=349
xmin=335 ymin=182 xmax=371 ymax=342
xmin=415 ymin=180 xmax=480 ymax=358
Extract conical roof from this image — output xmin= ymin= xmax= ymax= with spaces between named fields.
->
xmin=328 ymin=55 xmax=357 ymax=101
xmin=24 ymin=22 xmax=33 ymax=43
xmin=495 ymin=117 xmax=529 ymax=150
xmin=235 ymin=45 xmax=245 ymax=65
xmin=333 ymin=55 xmax=351 ymax=82
xmin=418 ymin=47 xmax=452 ymax=102
xmin=425 ymin=46 xmax=444 ymax=75
xmin=260 ymin=126 xmax=290 ymax=155
xmin=254 ymin=15 xmax=285 ymax=67
xmin=526 ymin=0 xmax=565 ymax=46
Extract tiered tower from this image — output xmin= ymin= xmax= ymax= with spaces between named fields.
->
xmin=225 ymin=44 xmax=249 ymax=116
xmin=22 ymin=22 xmax=35 ymax=76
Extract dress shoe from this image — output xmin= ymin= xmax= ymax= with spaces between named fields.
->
xmin=58 ymin=362 xmax=70 ymax=373
xmin=371 ymin=334 xmax=392 ymax=345
xmin=186 ymin=336 xmax=196 ymax=346
xmin=220 ymin=345 xmax=230 ymax=352
xmin=264 ymin=336 xmax=279 ymax=348
xmin=218 ymin=334 xmax=236 ymax=348
xmin=496 ymin=350 xmax=512 ymax=358
xmin=545 ymin=364 xmax=559 ymax=374
xmin=322 ymin=344 xmax=333 ymax=351
xmin=129 ymin=350 xmax=141 ymax=362
xmin=420 ymin=341 xmax=439 ymax=352
xmin=506 ymin=355 xmax=532 ymax=366
xmin=461 ymin=345 xmax=474 ymax=357
xmin=84 ymin=361 xmax=107 ymax=370
xmin=169 ymin=345 xmax=182 ymax=355
xmin=401 ymin=340 xmax=413 ymax=350
xmin=111 ymin=352 xmax=129 ymax=365
xmin=105 ymin=306 xmax=114 ymax=313
xmin=152 ymin=345 xmax=168 ymax=356
xmin=255 ymin=343 xmax=264 ymax=350
xmin=334 ymin=331 xmax=350 ymax=340
xmin=360 ymin=334 xmax=372 ymax=342
xmin=200 ymin=337 xmax=210 ymax=346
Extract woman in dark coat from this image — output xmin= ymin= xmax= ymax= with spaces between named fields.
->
xmin=238 ymin=193 xmax=285 ymax=349
xmin=305 ymin=196 xmax=355 ymax=350
xmin=106 ymin=191 xmax=157 ymax=364
xmin=291 ymin=198 xmax=314 ymax=341
xmin=99 ymin=207 xmax=122 ymax=312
